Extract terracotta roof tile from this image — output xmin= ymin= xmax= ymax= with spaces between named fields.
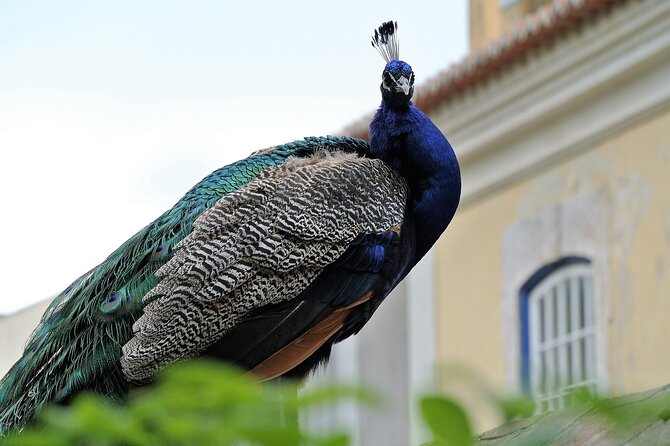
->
xmin=341 ymin=0 xmax=625 ymax=139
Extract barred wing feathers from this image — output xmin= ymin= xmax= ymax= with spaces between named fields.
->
xmin=0 ymin=136 xmax=367 ymax=433
xmin=122 ymin=152 xmax=408 ymax=382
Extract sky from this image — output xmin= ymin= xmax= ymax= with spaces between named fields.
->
xmin=0 ymin=0 xmax=467 ymax=315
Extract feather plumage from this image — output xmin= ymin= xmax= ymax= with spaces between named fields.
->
xmin=0 ymin=136 xmax=367 ymax=433
xmin=247 ymin=291 xmax=373 ymax=381
xmin=121 ymin=153 xmax=408 ymax=382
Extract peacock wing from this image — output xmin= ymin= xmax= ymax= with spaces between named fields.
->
xmin=0 ymin=136 xmax=367 ymax=433
xmin=121 ymin=151 xmax=409 ymax=383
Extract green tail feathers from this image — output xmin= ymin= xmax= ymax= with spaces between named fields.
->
xmin=0 ymin=136 xmax=368 ymax=434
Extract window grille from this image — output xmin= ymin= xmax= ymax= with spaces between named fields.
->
xmin=523 ymin=261 xmax=596 ymax=411
xmin=500 ymin=0 xmax=519 ymax=9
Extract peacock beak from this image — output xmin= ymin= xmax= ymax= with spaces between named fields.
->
xmin=391 ymin=75 xmax=412 ymax=95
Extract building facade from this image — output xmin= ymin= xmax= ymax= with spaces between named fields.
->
xmin=341 ymin=0 xmax=670 ymax=436
xmin=438 ymin=0 xmax=670 ymax=431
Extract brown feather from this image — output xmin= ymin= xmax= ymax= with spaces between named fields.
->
xmin=248 ymin=292 xmax=373 ymax=381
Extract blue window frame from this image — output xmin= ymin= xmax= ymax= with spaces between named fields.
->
xmin=520 ymin=257 xmax=596 ymax=411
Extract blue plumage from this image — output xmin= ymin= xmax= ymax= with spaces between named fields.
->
xmin=370 ymin=64 xmax=460 ymax=262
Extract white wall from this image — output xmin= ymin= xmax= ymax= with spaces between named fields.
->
xmin=0 ymin=300 xmax=51 ymax=377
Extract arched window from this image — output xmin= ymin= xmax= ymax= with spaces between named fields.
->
xmin=520 ymin=257 xmax=596 ymax=411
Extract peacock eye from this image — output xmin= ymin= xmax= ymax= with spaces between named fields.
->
xmin=107 ymin=292 xmax=119 ymax=303
xmin=382 ymin=73 xmax=392 ymax=91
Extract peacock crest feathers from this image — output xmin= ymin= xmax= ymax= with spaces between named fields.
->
xmin=371 ymin=20 xmax=399 ymax=62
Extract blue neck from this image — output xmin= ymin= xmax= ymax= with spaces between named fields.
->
xmin=369 ymin=101 xmax=461 ymax=263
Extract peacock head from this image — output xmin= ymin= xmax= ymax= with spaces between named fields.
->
xmin=372 ymin=21 xmax=415 ymax=108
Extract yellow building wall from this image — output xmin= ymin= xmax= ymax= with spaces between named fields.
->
xmin=434 ymin=181 xmax=524 ymax=431
xmin=469 ymin=0 xmax=552 ymax=50
xmin=435 ymin=108 xmax=670 ymax=431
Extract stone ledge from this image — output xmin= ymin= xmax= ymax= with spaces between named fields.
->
xmin=476 ymin=384 xmax=670 ymax=445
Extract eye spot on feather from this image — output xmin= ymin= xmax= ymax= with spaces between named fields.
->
xmin=99 ymin=288 xmax=134 ymax=317
xmin=150 ymin=243 xmax=170 ymax=261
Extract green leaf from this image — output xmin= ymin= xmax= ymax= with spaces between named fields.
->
xmin=498 ymin=396 xmax=536 ymax=421
xmin=420 ymin=396 xmax=473 ymax=446
xmin=298 ymin=384 xmax=380 ymax=408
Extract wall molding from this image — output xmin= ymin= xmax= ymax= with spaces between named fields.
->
xmin=431 ymin=0 xmax=670 ymax=206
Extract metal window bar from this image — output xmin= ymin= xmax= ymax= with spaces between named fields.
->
xmin=528 ymin=264 xmax=595 ymax=412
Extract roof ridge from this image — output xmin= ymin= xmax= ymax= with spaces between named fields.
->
xmin=341 ymin=0 xmax=624 ymax=139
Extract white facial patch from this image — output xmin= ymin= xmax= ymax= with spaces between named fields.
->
xmin=390 ymin=75 xmax=411 ymax=95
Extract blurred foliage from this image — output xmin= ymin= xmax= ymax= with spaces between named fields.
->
xmin=2 ymin=360 xmax=377 ymax=446
xmin=2 ymin=360 xmax=668 ymax=445
xmin=419 ymin=396 xmax=472 ymax=446
xmin=425 ymin=368 xmax=669 ymax=445
xmin=418 ymin=383 xmax=669 ymax=446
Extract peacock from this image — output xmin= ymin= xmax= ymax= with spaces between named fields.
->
xmin=0 ymin=21 xmax=460 ymax=433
